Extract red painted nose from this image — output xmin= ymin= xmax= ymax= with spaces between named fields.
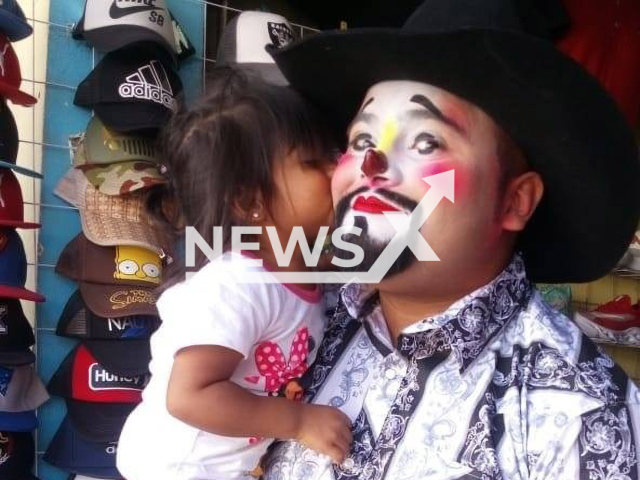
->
xmin=361 ymin=149 xmax=388 ymax=178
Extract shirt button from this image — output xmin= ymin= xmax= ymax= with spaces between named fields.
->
xmin=385 ymin=368 xmax=396 ymax=380
xmin=342 ymin=458 xmax=355 ymax=471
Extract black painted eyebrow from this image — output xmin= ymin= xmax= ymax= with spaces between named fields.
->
xmin=360 ymin=97 xmax=374 ymax=112
xmin=409 ymin=94 xmax=464 ymax=134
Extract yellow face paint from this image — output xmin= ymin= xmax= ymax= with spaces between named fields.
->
xmin=114 ymin=245 xmax=162 ymax=285
xmin=378 ymin=119 xmax=399 ymax=153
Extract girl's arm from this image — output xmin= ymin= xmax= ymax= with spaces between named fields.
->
xmin=166 ymin=344 xmax=352 ymax=464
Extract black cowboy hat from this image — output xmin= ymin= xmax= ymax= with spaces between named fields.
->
xmin=270 ymin=0 xmax=640 ymax=283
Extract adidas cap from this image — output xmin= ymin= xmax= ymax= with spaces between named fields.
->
xmin=0 ymin=299 xmax=35 ymax=367
xmin=74 ymin=42 xmax=183 ymax=133
xmin=64 ymin=399 xmax=135 ymax=443
xmin=217 ymin=11 xmax=297 ymax=86
xmin=43 ymin=416 xmax=120 ymax=479
xmin=57 ymin=290 xmax=160 ymax=341
xmin=73 ymin=0 xmax=195 ymax=64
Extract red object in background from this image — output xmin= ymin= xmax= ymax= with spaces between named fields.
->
xmin=589 ymin=295 xmax=640 ymax=331
xmin=556 ymin=0 xmax=640 ymax=126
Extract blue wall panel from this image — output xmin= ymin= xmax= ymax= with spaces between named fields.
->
xmin=36 ymin=1 xmax=204 ymax=477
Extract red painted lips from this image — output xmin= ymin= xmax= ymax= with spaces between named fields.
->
xmin=352 ymin=195 xmax=400 ymax=214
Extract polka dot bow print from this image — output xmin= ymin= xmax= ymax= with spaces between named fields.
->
xmin=252 ymin=327 xmax=310 ymax=393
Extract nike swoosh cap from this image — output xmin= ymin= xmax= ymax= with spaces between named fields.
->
xmin=72 ymin=0 xmax=195 ymax=65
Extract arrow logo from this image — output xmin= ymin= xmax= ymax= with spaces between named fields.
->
xmin=192 ymin=170 xmax=456 ymax=285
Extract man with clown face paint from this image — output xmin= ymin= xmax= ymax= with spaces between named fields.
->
xmin=262 ymin=0 xmax=640 ymax=479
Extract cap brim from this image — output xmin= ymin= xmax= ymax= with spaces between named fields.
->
xmin=0 ymin=349 xmax=35 ymax=366
xmin=0 ymin=284 xmax=45 ymax=302
xmin=83 ymin=26 xmax=176 ymax=66
xmin=79 ymin=199 xmax=168 ymax=255
xmin=0 ymin=219 xmax=41 ymax=229
xmin=80 ymin=282 xmax=157 ymax=318
xmin=84 ymin=339 xmax=151 ymax=377
xmin=0 ymin=83 xmax=37 ymax=106
xmin=0 ymin=409 xmax=38 ymax=431
xmin=93 ymin=102 xmax=170 ymax=133
xmin=66 ymin=399 xmax=134 ymax=443
xmin=235 ymin=63 xmax=289 ymax=86
xmin=0 ymin=12 xmax=33 ymax=41
xmin=0 ymin=160 xmax=42 ymax=178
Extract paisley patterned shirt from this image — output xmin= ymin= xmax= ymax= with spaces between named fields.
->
xmin=262 ymin=255 xmax=640 ymax=480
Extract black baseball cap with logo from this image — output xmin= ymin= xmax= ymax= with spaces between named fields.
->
xmin=0 ymin=430 xmax=39 ymax=480
xmin=74 ymin=42 xmax=183 ymax=133
xmin=57 ymin=290 xmax=160 ymax=341
xmin=0 ymin=299 xmax=35 ymax=366
xmin=43 ymin=417 xmax=121 ymax=478
xmin=73 ymin=0 xmax=195 ymax=65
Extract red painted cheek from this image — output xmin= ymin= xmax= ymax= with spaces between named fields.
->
xmin=420 ymin=162 xmax=468 ymax=198
xmin=336 ymin=152 xmax=355 ymax=166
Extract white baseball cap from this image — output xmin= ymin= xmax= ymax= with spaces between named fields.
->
xmin=73 ymin=0 xmax=194 ymax=64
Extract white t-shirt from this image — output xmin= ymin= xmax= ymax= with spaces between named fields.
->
xmin=117 ymin=251 xmax=327 ymax=480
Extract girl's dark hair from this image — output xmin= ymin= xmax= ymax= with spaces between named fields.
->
xmin=149 ymin=66 xmax=336 ymax=290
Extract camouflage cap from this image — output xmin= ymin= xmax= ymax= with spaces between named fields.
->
xmin=79 ymin=160 xmax=166 ymax=196
xmin=73 ymin=116 xmax=158 ymax=166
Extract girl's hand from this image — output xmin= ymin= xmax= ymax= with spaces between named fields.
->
xmin=295 ymin=403 xmax=353 ymax=464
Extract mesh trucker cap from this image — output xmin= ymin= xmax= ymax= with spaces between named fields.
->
xmin=0 ymin=101 xmax=40 ymax=178
xmin=216 ymin=11 xmax=297 ymax=86
xmin=0 ymin=431 xmax=39 ymax=480
xmin=0 ymin=299 xmax=35 ymax=366
xmin=54 ymin=168 xmax=171 ymax=254
xmin=73 ymin=0 xmax=195 ymax=64
xmin=0 ymin=0 xmax=33 ymax=41
xmin=0 ymin=169 xmax=41 ymax=228
xmin=0 ymin=364 xmax=49 ymax=412
xmin=0 ymin=229 xmax=45 ymax=302
xmin=47 ymin=344 xmax=150 ymax=402
xmin=43 ymin=417 xmax=121 ymax=479
xmin=57 ymin=290 xmax=160 ymax=341
xmin=74 ymin=42 xmax=183 ymax=133
xmin=64 ymin=399 xmax=135 ymax=443
xmin=73 ymin=116 xmax=159 ymax=167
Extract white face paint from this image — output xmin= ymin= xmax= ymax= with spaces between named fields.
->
xmin=334 ymin=81 xmax=465 ymax=244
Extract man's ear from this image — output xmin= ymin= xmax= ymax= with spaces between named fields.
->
xmin=500 ymin=171 xmax=544 ymax=232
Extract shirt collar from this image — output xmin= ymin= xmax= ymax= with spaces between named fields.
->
xmin=339 ymin=254 xmax=533 ymax=373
